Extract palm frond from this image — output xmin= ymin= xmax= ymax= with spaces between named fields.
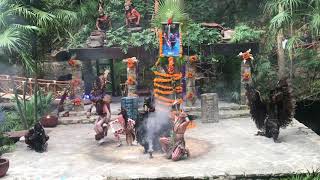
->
xmin=152 ymin=0 xmax=188 ymax=28
xmin=269 ymin=10 xmax=291 ymax=29
xmin=53 ymin=9 xmax=78 ymax=25
xmin=286 ymin=35 xmax=303 ymax=55
xmin=281 ymin=0 xmax=304 ymax=9
xmin=31 ymin=7 xmax=56 ymax=28
xmin=0 ymin=27 xmax=28 ymax=54
xmin=11 ymin=24 xmax=39 ymax=32
xmin=310 ymin=11 xmax=320 ymax=35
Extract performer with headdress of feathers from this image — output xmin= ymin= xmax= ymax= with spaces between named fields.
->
xmin=241 ymin=50 xmax=295 ymax=143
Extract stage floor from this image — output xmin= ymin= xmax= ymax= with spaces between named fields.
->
xmin=2 ymin=118 xmax=320 ymax=179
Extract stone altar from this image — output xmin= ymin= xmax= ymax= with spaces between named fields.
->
xmin=201 ymin=93 xmax=219 ymax=123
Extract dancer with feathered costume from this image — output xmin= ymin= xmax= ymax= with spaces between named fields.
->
xmin=241 ymin=50 xmax=295 ymax=143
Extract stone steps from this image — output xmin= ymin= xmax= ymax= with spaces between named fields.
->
xmin=188 ymin=109 xmax=250 ymax=120
xmin=58 ymin=114 xmax=119 ymax=125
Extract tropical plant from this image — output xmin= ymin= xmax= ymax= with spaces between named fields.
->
xmin=13 ymin=91 xmax=53 ymax=129
xmin=231 ymin=24 xmax=263 ymax=43
xmin=184 ymin=23 xmax=221 ymax=51
xmin=152 ymin=0 xmax=189 ymax=28
xmin=0 ymin=109 xmax=14 ymax=156
xmin=105 ymin=27 xmax=158 ymax=53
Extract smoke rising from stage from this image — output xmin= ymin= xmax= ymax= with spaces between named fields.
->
xmin=145 ymin=103 xmax=171 ymax=153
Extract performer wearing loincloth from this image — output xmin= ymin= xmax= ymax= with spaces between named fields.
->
xmin=125 ymin=1 xmax=141 ymax=28
xmin=159 ymin=111 xmax=190 ymax=161
xmin=110 ymin=108 xmax=136 ymax=146
xmin=93 ymin=94 xmax=112 ymax=142
xmin=87 ymin=70 xmax=110 ymax=118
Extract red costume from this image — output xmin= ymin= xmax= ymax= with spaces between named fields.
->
xmin=159 ymin=111 xmax=190 ymax=161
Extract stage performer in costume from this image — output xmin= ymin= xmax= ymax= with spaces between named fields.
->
xmin=125 ymin=1 xmax=141 ymax=28
xmin=96 ymin=0 xmax=111 ymax=31
xmin=86 ymin=70 xmax=110 ymax=118
xmin=245 ymin=78 xmax=295 ymax=143
xmin=110 ymin=108 xmax=136 ymax=146
xmin=93 ymin=94 xmax=112 ymax=142
xmin=159 ymin=111 xmax=190 ymax=161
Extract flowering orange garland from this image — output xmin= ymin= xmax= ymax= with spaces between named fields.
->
xmin=73 ymin=98 xmax=82 ymax=106
xmin=159 ymin=31 xmax=163 ymax=57
xmin=153 ymin=71 xmax=182 ymax=79
xmin=242 ymin=72 xmax=251 ymax=81
xmin=189 ymin=55 xmax=198 ymax=63
xmin=154 ymin=88 xmax=182 ymax=95
xmin=154 ymin=78 xmax=172 ymax=83
xmin=186 ymin=72 xmax=193 ymax=78
xmin=168 ymin=57 xmax=175 ymax=74
xmin=154 ymin=88 xmax=174 ymax=95
xmin=68 ymin=59 xmax=77 ymax=67
xmin=154 ymin=83 xmax=176 ymax=90
xmin=127 ymin=76 xmax=136 ymax=85
xmin=127 ymin=58 xmax=136 ymax=69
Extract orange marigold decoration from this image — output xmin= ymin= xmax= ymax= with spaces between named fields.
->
xmin=127 ymin=58 xmax=136 ymax=69
xmin=239 ymin=49 xmax=254 ymax=64
xmin=127 ymin=76 xmax=136 ymax=85
xmin=186 ymin=72 xmax=193 ymax=78
xmin=154 ymin=78 xmax=172 ymax=83
xmin=168 ymin=57 xmax=175 ymax=74
xmin=153 ymin=71 xmax=182 ymax=79
xmin=68 ymin=59 xmax=77 ymax=67
xmin=242 ymin=72 xmax=251 ymax=81
xmin=159 ymin=31 xmax=163 ymax=56
xmin=189 ymin=55 xmax=198 ymax=63
xmin=154 ymin=89 xmax=174 ymax=95
xmin=73 ymin=98 xmax=82 ymax=106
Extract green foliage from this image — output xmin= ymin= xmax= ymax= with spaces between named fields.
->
xmin=231 ymin=24 xmax=263 ymax=43
xmin=67 ymin=25 xmax=93 ymax=48
xmin=14 ymin=91 xmax=54 ymax=129
xmin=152 ymin=0 xmax=189 ymax=28
xmin=106 ymin=27 xmax=157 ymax=53
xmin=184 ymin=23 xmax=221 ymax=50
xmin=280 ymin=169 xmax=320 ymax=180
xmin=0 ymin=109 xmax=14 ymax=156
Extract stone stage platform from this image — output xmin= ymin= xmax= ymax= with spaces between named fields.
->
xmin=2 ymin=118 xmax=320 ymax=180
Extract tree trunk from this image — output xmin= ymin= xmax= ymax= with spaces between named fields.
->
xmin=277 ymin=5 xmax=286 ymax=79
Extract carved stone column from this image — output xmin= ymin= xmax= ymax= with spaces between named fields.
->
xmin=201 ymin=93 xmax=219 ymax=123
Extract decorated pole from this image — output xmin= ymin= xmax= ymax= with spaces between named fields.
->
xmin=185 ymin=55 xmax=198 ymax=106
xmin=123 ymin=57 xmax=139 ymax=97
xmin=239 ymin=49 xmax=254 ymax=105
xmin=68 ymin=56 xmax=84 ymax=111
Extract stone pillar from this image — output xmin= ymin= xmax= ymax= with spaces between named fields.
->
xmin=240 ymin=61 xmax=252 ymax=105
xmin=201 ymin=93 xmax=219 ymax=123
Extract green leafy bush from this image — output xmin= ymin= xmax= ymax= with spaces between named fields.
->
xmin=231 ymin=24 xmax=263 ymax=43
xmin=184 ymin=23 xmax=221 ymax=51
xmin=106 ymin=27 xmax=157 ymax=53
xmin=14 ymin=91 xmax=54 ymax=128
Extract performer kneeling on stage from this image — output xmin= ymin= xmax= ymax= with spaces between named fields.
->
xmin=159 ymin=111 xmax=190 ymax=161
xmin=93 ymin=95 xmax=112 ymax=143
